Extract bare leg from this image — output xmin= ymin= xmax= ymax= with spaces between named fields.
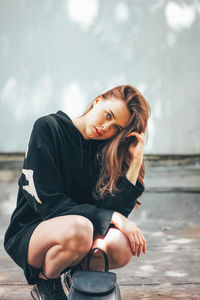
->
xmin=27 ymin=215 xmax=94 ymax=279
xmin=79 ymin=227 xmax=133 ymax=271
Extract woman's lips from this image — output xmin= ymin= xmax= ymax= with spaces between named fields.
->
xmin=94 ymin=127 xmax=102 ymax=136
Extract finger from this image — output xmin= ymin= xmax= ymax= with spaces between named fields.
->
xmin=140 ymin=232 xmax=146 ymax=254
xmin=139 ymin=232 xmax=146 ymax=254
xmin=127 ymin=234 xmax=135 ymax=255
xmin=126 ymin=132 xmax=137 ymax=138
xmin=130 ymin=236 xmax=136 ymax=256
xmin=137 ymin=244 xmax=143 ymax=258
xmin=137 ymin=234 xmax=144 ymax=257
xmin=143 ymin=238 xmax=146 ymax=254
xmin=127 ymin=131 xmax=144 ymax=137
xmin=133 ymin=235 xmax=139 ymax=257
xmin=126 ymin=132 xmax=145 ymax=142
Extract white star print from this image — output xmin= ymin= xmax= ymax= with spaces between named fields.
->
xmin=22 ymin=169 xmax=42 ymax=204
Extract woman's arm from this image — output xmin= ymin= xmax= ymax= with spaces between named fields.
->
xmin=125 ymin=131 xmax=145 ymax=184
xmin=125 ymin=160 xmax=141 ymax=185
xmin=111 ymin=131 xmax=146 ymax=257
xmin=95 ymin=132 xmax=145 ymax=218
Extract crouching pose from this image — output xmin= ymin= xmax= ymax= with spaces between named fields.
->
xmin=4 ymin=84 xmax=150 ymax=299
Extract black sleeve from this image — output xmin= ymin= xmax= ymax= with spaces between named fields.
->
xmin=18 ymin=117 xmax=114 ymax=236
xmin=94 ymin=176 xmax=144 ymax=217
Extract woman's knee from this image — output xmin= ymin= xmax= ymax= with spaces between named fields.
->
xmin=57 ymin=215 xmax=94 ymax=253
xmin=27 ymin=215 xmax=94 ymax=268
xmin=94 ymin=228 xmax=133 ymax=268
xmin=108 ymin=229 xmax=133 ymax=267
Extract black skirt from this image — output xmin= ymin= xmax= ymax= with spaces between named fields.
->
xmin=4 ymin=222 xmax=42 ymax=285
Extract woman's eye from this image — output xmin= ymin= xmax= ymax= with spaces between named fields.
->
xmin=106 ymin=112 xmax=112 ymax=119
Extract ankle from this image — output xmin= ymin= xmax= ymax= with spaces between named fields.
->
xmin=38 ymin=268 xmax=59 ymax=280
xmin=38 ymin=271 xmax=48 ymax=280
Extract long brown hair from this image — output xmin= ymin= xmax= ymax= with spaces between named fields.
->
xmin=82 ymin=84 xmax=151 ymax=207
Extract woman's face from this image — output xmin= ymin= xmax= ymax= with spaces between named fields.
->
xmin=85 ymin=96 xmax=131 ymax=140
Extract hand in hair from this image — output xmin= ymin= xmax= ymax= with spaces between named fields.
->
xmin=126 ymin=132 xmax=145 ymax=166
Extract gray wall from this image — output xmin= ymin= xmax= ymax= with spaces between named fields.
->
xmin=0 ymin=0 xmax=200 ymax=154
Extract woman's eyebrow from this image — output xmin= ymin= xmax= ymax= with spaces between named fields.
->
xmin=109 ymin=108 xmax=124 ymax=130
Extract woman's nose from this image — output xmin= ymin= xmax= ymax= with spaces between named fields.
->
xmin=101 ymin=122 xmax=112 ymax=132
xmin=101 ymin=124 xmax=108 ymax=131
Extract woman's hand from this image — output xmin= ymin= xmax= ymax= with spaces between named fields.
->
xmin=126 ymin=132 xmax=145 ymax=166
xmin=111 ymin=212 xmax=146 ymax=257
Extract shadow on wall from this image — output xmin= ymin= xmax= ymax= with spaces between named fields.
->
xmin=0 ymin=0 xmax=200 ymax=153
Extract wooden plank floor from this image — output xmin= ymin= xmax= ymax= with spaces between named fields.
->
xmin=0 ymin=165 xmax=200 ymax=299
xmin=1 ymin=284 xmax=200 ymax=299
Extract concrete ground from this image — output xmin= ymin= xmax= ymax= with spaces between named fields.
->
xmin=0 ymin=155 xmax=200 ymax=299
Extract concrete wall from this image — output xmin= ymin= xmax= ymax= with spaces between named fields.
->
xmin=0 ymin=0 xmax=200 ymax=154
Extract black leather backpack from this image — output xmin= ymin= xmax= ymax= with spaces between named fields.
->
xmin=68 ymin=247 xmax=121 ymax=299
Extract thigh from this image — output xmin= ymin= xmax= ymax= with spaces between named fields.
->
xmin=93 ymin=227 xmax=130 ymax=249
xmin=90 ymin=227 xmax=133 ymax=268
xmin=27 ymin=215 xmax=93 ymax=269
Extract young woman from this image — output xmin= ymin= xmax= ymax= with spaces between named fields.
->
xmin=4 ymin=84 xmax=150 ymax=300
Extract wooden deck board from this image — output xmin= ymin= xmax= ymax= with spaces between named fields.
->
xmin=1 ymin=284 xmax=200 ymax=300
xmin=1 ymin=166 xmax=200 ymax=299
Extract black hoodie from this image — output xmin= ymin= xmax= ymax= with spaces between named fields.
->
xmin=4 ymin=110 xmax=144 ymax=268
